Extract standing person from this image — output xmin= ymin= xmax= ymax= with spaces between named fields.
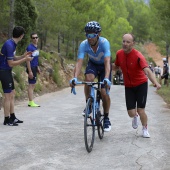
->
xmin=157 ymin=66 xmax=161 ymax=78
xmin=0 ymin=26 xmax=32 ymax=126
xmin=160 ymin=58 xmax=169 ymax=87
xmin=26 ymin=33 xmax=40 ymax=107
xmin=112 ymin=33 xmax=161 ymax=138
xmin=70 ymin=21 xmax=112 ymax=132
xmin=154 ymin=65 xmax=158 ymax=78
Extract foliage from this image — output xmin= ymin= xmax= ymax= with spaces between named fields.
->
xmin=125 ymin=0 xmax=152 ymax=42
xmin=157 ymin=85 xmax=170 ymax=104
xmin=150 ymin=0 xmax=170 ymax=58
xmin=52 ymin=63 xmax=62 ymax=87
xmin=13 ymin=66 xmax=25 ymax=90
xmin=39 ymin=50 xmax=51 ymax=62
xmin=34 ymin=81 xmax=42 ymax=92
xmin=0 ymin=0 xmax=10 ymax=34
xmin=14 ymin=0 xmax=38 ymax=54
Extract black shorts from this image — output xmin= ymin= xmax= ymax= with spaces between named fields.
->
xmin=26 ymin=66 xmax=38 ymax=84
xmin=125 ymin=82 xmax=148 ymax=110
xmin=0 ymin=69 xmax=14 ymax=93
xmin=85 ymin=61 xmax=111 ymax=88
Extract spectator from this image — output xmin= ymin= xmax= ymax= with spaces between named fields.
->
xmin=160 ymin=58 xmax=169 ymax=87
xmin=0 ymin=26 xmax=32 ymax=126
xmin=26 ymin=32 xmax=40 ymax=107
xmin=112 ymin=33 xmax=161 ymax=138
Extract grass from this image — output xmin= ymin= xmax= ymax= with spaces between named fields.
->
xmin=157 ymin=85 xmax=170 ymax=104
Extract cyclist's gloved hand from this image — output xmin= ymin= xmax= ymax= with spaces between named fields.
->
xmin=69 ymin=77 xmax=78 ymax=86
xmin=103 ymin=78 xmax=111 ymax=95
xmin=103 ymin=78 xmax=111 ymax=87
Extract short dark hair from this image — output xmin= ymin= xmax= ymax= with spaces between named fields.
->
xmin=12 ymin=26 xmax=25 ymax=38
xmin=30 ymin=32 xmax=37 ymax=38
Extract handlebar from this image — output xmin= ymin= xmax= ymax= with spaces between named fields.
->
xmin=71 ymin=81 xmax=110 ymax=95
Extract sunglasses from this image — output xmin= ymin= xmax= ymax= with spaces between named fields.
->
xmin=32 ymin=37 xmax=38 ymax=39
xmin=86 ymin=33 xmax=98 ymax=39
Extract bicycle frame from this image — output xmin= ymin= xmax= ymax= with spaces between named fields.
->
xmin=85 ymin=82 xmax=102 ymax=126
xmin=71 ymin=78 xmax=106 ymax=152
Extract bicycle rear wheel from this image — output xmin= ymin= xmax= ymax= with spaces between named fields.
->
xmin=84 ymin=98 xmax=95 ymax=153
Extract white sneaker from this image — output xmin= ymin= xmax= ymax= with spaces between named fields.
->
xmin=142 ymin=127 xmax=150 ymax=138
xmin=132 ymin=115 xmax=138 ymax=129
xmin=82 ymin=109 xmax=85 ymax=116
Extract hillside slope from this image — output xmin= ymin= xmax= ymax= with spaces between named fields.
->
xmin=144 ymin=43 xmax=165 ymax=67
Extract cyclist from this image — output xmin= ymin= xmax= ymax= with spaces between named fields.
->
xmin=112 ymin=33 xmax=161 ymax=138
xmin=70 ymin=21 xmax=112 ymax=132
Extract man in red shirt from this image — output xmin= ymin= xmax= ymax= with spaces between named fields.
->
xmin=112 ymin=33 xmax=161 ymax=138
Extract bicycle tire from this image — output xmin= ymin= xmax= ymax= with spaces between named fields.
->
xmin=97 ymin=111 xmax=104 ymax=139
xmin=95 ymin=88 xmax=104 ymax=139
xmin=84 ymin=98 xmax=95 ymax=153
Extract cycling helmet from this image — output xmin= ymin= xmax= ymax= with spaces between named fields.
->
xmin=84 ymin=21 xmax=101 ymax=33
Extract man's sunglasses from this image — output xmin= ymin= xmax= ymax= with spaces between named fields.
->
xmin=86 ymin=33 xmax=98 ymax=39
xmin=32 ymin=37 xmax=38 ymax=39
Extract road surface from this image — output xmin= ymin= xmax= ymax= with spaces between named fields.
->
xmin=0 ymin=84 xmax=170 ymax=170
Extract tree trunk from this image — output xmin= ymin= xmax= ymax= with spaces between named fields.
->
xmin=8 ymin=0 xmax=15 ymax=38
xmin=66 ymin=37 xmax=69 ymax=57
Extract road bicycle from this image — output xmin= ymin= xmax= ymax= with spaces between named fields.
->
xmin=71 ymin=76 xmax=108 ymax=152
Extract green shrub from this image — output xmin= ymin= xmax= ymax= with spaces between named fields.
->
xmin=52 ymin=63 xmax=62 ymax=87
xmin=13 ymin=66 xmax=25 ymax=90
xmin=40 ymin=50 xmax=51 ymax=61
xmin=34 ymin=81 xmax=42 ymax=92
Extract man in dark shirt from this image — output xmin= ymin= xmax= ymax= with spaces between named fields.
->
xmin=0 ymin=26 xmax=32 ymax=126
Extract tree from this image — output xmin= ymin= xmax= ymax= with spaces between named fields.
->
xmin=150 ymin=0 xmax=170 ymax=61
xmin=14 ymin=0 xmax=38 ymax=54
xmin=125 ymin=0 xmax=152 ymax=42
xmin=8 ymin=0 xmax=15 ymax=38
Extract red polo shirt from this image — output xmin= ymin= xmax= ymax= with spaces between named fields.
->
xmin=115 ymin=49 xmax=148 ymax=87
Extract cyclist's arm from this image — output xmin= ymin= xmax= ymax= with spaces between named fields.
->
xmin=104 ymin=57 xmax=110 ymax=78
xmin=74 ymin=58 xmax=83 ymax=78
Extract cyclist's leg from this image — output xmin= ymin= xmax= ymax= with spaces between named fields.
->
xmin=99 ymin=65 xmax=111 ymax=131
xmin=100 ymin=65 xmax=111 ymax=116
xmin=84 ymin=61 xmax=97 ymax=100
xmin=100 ymin=88 xmax=110 ymax=114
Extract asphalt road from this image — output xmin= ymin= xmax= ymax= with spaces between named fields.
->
xmin=0 ymin=83 xmax=170 ymax=170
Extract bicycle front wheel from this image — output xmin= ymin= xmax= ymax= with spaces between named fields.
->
xmin=84 ymin=98 xmax=95 ymax=153
xmin=97 ymin=111 xmax=104 ymax=139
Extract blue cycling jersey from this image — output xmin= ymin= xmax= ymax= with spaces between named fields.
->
xmin=78 ymin=37 xmax=111 ymax=65
xmin=0 ymin=39 xmax=17 ymax=70
xmin=26 ymin=43 xmax=39 ymax=67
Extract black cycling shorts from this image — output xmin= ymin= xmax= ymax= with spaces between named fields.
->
xmin=0 ymin=69 xmax=14 ymax=93
xmin=26 ymin=66 xmax=38 ymax=84
xmin=125 ymin=82 xmax=148 ymax=110
xmin=85 ymin=60 xmax=111 ymax=88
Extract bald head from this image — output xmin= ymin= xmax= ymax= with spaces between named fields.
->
xmin=122 ymin=33 xmax=135 ymax=53
xmin=123 ymin=33 xmax=135 ymax=42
